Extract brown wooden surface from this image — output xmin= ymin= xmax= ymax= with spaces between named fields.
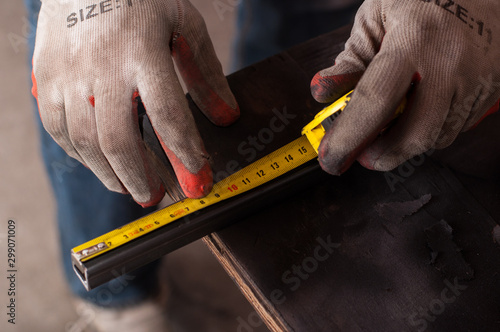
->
xmin=185 ymin=26 xmax=500 ymax=332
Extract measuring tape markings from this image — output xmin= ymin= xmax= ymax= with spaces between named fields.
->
xmin=73 ymin=136 xmax=318 ymax=262
xmin=72 ymin=91 xmax=363 ymax=263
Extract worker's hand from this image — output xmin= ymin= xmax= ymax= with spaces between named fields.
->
xmin=311 ymin=0 xmax=500 ymax=175
xmin=32 ymin=0 xmax=239 ymax=206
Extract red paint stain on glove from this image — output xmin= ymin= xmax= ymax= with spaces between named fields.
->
xmin=172 ymin=35 xmax=239 ymax=127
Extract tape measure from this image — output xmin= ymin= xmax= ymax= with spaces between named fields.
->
xmin=71 ymin=90 xmax=381 ymax=263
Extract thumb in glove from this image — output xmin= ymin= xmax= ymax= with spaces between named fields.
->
xmin=310 ymin=0 xmax=500 ymax=175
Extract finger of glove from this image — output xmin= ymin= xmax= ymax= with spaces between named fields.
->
xmin=311 ymin=0 xmax=385 ymax=103
xmin=358 ymin=81 xmax=453 ymax=170
xmin=463 ymin=94 xmax=500 ymax=131
xmin=64 ymin=89 xmax=125 ymax=193
xmin=35 ymin=80 xmax=85 ymax=165
xmin=318 ymin=53 xmax=416 ymax=175
xmin=172 ymin=1 xmax=239 ymax=127
xmin=94 ymin=85 xmax=164 ymax=207
xmin=469 ymin=99 xmax=500 ymax=129
xmin=432 ymin=88 xmax=475 ymax=150
xmin=439 ymin=79 xmax=500 ymax=143
xmin=137 ymin=62 xmax=213 ymax=199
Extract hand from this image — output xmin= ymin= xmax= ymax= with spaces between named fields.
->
xmin=310 ymin=0 xmax=500 ymax=175
xmin=32 ymin=0 xmax=239 ymax=206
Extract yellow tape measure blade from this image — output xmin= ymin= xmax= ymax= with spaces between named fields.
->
xmin=72 ymin=136 xmax=317 ymax=262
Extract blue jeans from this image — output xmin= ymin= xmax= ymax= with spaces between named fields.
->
xmin=25 ymin=0 xmax=359 ymax=308
xmin=231 ymin=0 xmax=361 ymax=70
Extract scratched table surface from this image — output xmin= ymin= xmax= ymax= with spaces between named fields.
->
xmin=187 ymin=26 xmax=500 ymax=332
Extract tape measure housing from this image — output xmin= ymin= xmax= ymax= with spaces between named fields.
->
xmin=301 ymin=91 xmax=352 ymax=152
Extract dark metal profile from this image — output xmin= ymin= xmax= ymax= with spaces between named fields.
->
xmin=72 ymin=160 xmax=327 ymax=290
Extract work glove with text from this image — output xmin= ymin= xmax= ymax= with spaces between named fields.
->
xmin=32 ymin=0 xmax=239 ymax=207
xmin=311 ymin=0 xmax=500 ymax=175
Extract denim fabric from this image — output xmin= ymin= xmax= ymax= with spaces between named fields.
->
xmin=231 ymin=0 xmax=361 ymax=71
xmin=24 ymin=0 xmax=160 ymax=308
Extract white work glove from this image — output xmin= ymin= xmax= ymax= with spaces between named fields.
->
xmin=32 ymin=0 xmax=239 ymax=207
xmin=311 ymin=0 xmax=500 ymax=175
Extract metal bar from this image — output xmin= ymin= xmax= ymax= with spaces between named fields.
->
xmin=72 ymin=160 xmax=327 ymax=290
